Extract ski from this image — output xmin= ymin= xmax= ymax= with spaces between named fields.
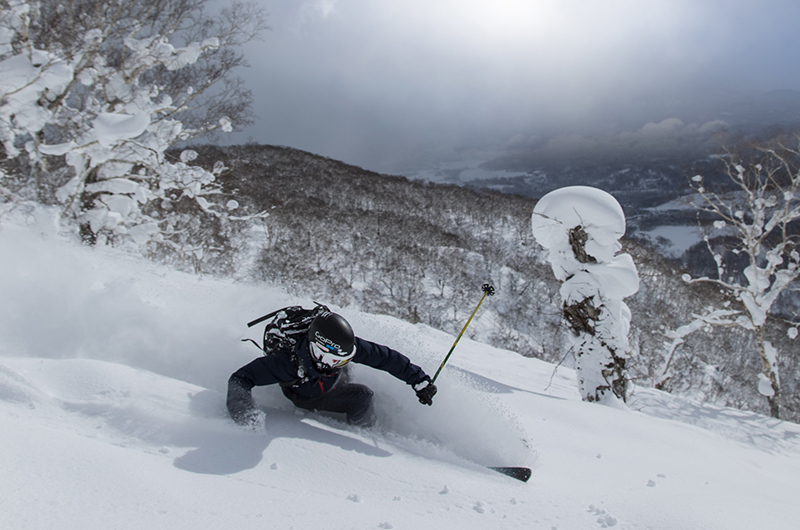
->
xmin=489 ymin=466 xmax=532 ymax=482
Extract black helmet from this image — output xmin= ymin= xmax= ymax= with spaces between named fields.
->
xmin=307 ymin=311 xmax=356 ymax=372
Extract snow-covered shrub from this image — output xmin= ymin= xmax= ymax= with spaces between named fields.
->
xmin=532 ymin=186 xmax=639 ymax=405
xmin=0 ymin=0 xmax=266 ymax=247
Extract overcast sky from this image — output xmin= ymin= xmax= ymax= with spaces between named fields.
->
xmin=229 ymin=0 xmax=800 ymax=173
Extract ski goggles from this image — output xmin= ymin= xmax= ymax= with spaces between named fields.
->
xmin=309 ymin=340 xmax=355 ymax=370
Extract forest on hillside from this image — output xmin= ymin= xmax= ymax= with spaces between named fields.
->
xmin=182 ymin=144 xmax=799 ymax=422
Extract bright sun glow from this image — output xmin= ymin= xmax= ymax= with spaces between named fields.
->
xmin=459 ymin=0 xmax=563 ymax=37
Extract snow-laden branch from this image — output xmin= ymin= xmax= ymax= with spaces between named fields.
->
xmin=657 ymin=307 xmax=741 ymax=388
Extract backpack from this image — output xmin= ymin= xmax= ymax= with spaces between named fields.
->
xmin=243 ymin=303 xmax=329 ymax=356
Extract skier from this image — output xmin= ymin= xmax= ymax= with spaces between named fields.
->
xmin=227 ymin=310 xmax=437 ymax=428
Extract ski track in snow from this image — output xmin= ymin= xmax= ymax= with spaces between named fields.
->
xmin=1 ymin=223 xmax=799 ymax=530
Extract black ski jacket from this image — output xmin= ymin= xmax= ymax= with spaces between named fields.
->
xmin=226 ymin=335 xmax=430 ymax=422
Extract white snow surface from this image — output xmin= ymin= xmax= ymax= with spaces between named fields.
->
xmin=1 ymin=222 xmax=799 ymax=530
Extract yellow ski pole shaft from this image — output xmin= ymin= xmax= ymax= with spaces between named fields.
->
xmin=432 ymin=284 xmax=495 ymax=383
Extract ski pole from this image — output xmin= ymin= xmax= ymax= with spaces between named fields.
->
xmin=431 ymin=283 xmax=495 ymax=383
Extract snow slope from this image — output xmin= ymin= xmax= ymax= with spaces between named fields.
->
xmin=1 ymin=222 xmax=798 ymax=530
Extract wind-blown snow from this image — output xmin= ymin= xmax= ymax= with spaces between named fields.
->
xmin=1 ymin=221 xmax=798 ymax=529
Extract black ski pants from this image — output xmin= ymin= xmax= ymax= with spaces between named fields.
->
xmin=282 ymin=382 xmax=375 ymax=427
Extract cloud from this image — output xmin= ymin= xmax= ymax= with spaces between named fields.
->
xmin=302 ymin=0 xmax=338 ymax=19
xmin=486 ymin=117 xmax=733 ymax=170
xmin=234 ymin=0 xmax=800 ymax=172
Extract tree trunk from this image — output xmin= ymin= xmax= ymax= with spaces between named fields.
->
xmin=756 ymin=327 xmax=781 ymax=419
xmin=565 ymin=297 xmax=629 ymax=403
xmin=79 ymin=167 xmax=100 ymax=246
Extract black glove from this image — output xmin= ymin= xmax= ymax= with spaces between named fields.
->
xmin=227 ymin=375 xmax=264 ymax=429
xmin=235 ymin=408 xmax=265 ymax=429
xmin=414 ymin=380 xmax=437 ymax=406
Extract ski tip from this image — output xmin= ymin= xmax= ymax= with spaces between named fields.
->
xmin=488 ymin=466 xmax=532 ymax=482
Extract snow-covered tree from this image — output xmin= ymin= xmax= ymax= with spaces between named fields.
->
xmin=532 ymin=186 xmax=640 ymax=405
xmin=0 ymin=0 xmax=266 ymax=245
xmin=679 ymin=138 xmax=800 ymax=419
